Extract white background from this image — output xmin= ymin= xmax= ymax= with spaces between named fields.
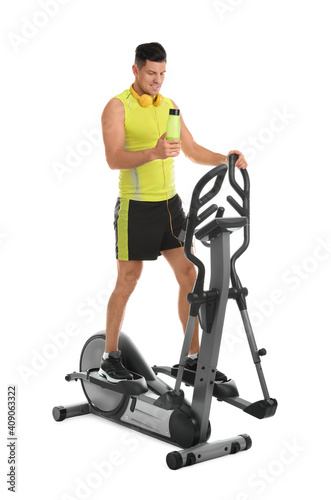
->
xmin=1 ymin=0 xmax=330 ymax=499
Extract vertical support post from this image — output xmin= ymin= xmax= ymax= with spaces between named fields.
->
xmin=174 ymin=315 xmax=198 ymax=394
xmin=190 ymin=232 xmax=231 ymax=442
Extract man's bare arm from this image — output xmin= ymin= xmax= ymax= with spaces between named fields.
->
xmin=171 ymin=100 xmax=247 ymax=169
xmin=181 ymin=117 xmax=228 ymax=166
xmin=101 ymin=99 xmax=181 ymax=170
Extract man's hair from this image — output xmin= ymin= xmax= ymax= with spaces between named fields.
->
xmin=134 ymin=42 xmax=167 ymax=69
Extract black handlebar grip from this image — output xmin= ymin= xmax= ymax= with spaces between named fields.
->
xmin=197 ymin=204 xmax=218 ymax=224
xmin=184 ymin=165 xmax=227 ymax=295
xmin=228 ymin=153 xmax=250 ymax=200
xmin=189 ymin=164 xmax=227 ymax=214
xmin=228 ymin=153 xmax=239 ymax=170
xmin=227 ymin=195 xmax=246 ymax=216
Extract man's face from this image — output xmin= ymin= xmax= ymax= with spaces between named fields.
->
xmin=133 ymin=60 xmax=166 ymax=96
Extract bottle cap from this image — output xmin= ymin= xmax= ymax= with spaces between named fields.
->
xmin=169 ymin=109 xmax=180 ymax=116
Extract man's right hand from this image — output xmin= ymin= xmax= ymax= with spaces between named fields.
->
xmin=153 ymin=132 xmax=181 ymax=160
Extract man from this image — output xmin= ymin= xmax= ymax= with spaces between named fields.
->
xmin=99 ymin=42 xmax=248 ymax=382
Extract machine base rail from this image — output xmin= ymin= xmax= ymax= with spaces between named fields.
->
xmin=53 ymin=403 xmax=92 ymax=422
xmin=166 ymin=433 xmax=252 ymax=470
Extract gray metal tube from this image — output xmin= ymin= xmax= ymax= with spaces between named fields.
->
xmin=52 ymin=403 xmax=91 ymax=421
xmin=169 ymin=434 xmax=251 ymax=469
xmin=241 ymin=310 xmax=270 ymax=399
xmin=191 ymin=232 xmax=231 ymax=441
xmin=174 ymin=315 xmax=197 ymax=394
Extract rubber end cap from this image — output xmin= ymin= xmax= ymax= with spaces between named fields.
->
xmin=52 ymin=406 xmax=67 ymax=422
xmin=240 ymin=434 xmax=252 ymax=450
xmin=166 ymin=451 xmax=183 ymax=470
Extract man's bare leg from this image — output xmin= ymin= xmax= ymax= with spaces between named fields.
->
xmin=161 ymin=247 xmax=199 ymax=354
xmin=105 ymin=259 xmax=143 ymax=353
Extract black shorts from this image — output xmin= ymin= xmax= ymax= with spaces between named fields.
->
xmin=114 ymin=195 xmax=187 ymax=261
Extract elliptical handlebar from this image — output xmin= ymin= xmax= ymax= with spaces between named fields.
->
xmin=227 ymin=154 xmax=250 ymax=219
xmin=184 ymin=155 xmax=251 ymax=308
xmin=189 ymin=164 xmax=228 ymax=215
xmin=226 ymin=154 xmax=250 ymax=308
xmin=184 ymin=164 xmax=228 ymax=296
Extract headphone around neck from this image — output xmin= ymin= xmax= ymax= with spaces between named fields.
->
xmin=130 ymin=84 xmax=164 ymax=108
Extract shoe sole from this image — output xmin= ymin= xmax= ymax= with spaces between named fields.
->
xmin=98 ymin=368 xmax=132 ymax=383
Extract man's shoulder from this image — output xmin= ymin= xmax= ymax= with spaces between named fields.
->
xmin=102 ymin=89 xmax=131 ymax=111
xmin=162 ymin=96 xmax=175 ymax=109
xmin=112 ymin=88 xmax=131 ymax=102
xmin=101 ymin=94 xmax=126 ymax=122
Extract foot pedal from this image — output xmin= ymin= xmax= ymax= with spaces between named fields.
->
xmin=64 ymin=368 xmax=148 ymax=395
xmin=244 ymin=398 xmax=278 ymax=419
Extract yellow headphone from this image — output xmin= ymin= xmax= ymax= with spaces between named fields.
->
xmin=130 ymin=84 xmax=164 ymax=107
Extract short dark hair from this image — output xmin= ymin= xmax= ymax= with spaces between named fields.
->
xmin=134 ymin=42 xmax=167 ymax=69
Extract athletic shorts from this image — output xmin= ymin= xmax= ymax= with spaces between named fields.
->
xmin=114 ymin=194 xmax=187 ymax=261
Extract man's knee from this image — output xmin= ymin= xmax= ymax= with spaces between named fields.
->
xmin=115 ymin=262 xmax=143 ymax=297
xmin=178 ymin=263 xmax=196 ymax=289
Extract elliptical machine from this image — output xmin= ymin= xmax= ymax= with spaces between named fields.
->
xmin=53 ymin=154 xmax=277 ymax=470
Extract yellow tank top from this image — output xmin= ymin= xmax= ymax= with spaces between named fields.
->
xmin=113 ymin=88 xmax=177 ymax=201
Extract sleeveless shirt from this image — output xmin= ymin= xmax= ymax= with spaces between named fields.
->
xmin=113 ymin=88 xmax=177 ymax=201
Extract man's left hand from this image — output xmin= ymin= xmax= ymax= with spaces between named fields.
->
xmin=227 ymin=150 xmax=248 ymax=169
